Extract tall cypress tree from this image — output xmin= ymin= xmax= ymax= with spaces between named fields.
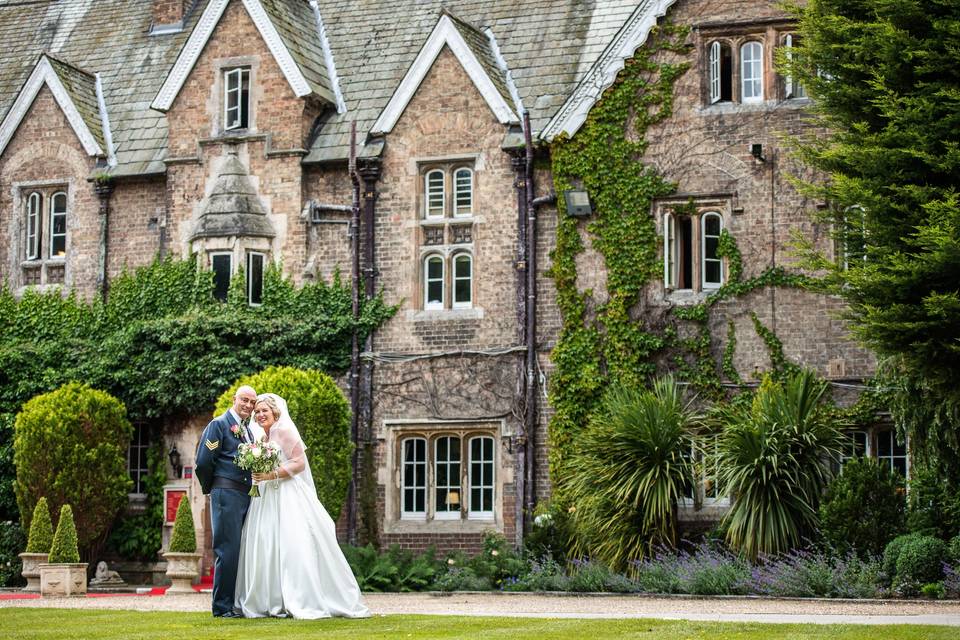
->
xmin=790 ymin=0 xmax=960 ymax=483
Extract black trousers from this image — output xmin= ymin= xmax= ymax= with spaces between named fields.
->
xmin=210 ymin=486 xmax=250 ymax=616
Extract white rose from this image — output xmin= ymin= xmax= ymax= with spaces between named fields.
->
xmin=251 ymin=447 xmax=262 ymax=458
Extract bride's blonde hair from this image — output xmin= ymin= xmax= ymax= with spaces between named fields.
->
xmin=255 ymin=394 xmax=281 ymax=420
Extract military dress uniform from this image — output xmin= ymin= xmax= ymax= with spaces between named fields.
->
xmin=195 ymin=409 xmax=253 ymax=617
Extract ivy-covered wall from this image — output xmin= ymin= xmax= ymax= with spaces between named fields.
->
xmin=545 ymin=5 xmax=878 ymax=500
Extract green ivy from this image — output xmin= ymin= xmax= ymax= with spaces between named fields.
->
xmin=106 ymin=440 xmax=165 ymax=560
xmin=547 ymin=23 xmax=817 ymax=499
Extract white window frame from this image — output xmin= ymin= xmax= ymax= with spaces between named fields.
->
xmin=25 ymin=191 xmax=41 ymax=260
xmin=701 ymin=211 xmax=723 ymax=289
xmin=452 ymin=253 xmax=472 ymax=309
xmin=246 ymin=251 xmax=265 ymax=307
xmin=468 ymin=435 xmax=495 ymax=520
xmin=423 ymin=254 xmax=445 ymax=310
xmin=425 ymin=169 xmax=445 ymax=219
xmin=210 ymin=252 xmax=232 ymax=302
xmin=709 ymin=41 xmax=722 ymax=104
xmin=784 ymin=34 xmax=807 ymax=100
xmin=876 ymin=428 xmax=908 ymax=480
xmin=663 ymin=212 xmax=675 ymax=288
xmin=49 ymin=191 xmax=67 ymax=259
xmin=223 ymin=67 xmax=250 ymax=131
xmin=401 ymin=437 xmax=427 ymax=519
xmin=127 ymin=422 xmax=150 ymax=498
xmin=453 ymin=167 xmax=473 ymax=217
xmin=433 ymin=435 xmax=462 ymax=520
xmin=840 ymin=430 xmax=868 ymax=468
xmin=839 ymin=205 xmax=867 ymax=271
xmin=740 ymin=41 xmax=764 ymax=102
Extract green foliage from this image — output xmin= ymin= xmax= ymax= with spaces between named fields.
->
xmin=818 ymin=457 xmax=906 ymax=558
xmin=715 ymin=371 xmax=843 ymax=560
xmin=106 ymin=440 xmax=165 ymax=560
xmin=882 ymin=533 xmax=922 ymax=584
xmin=905 ymin=464 xmax=960 ymax=540
xmin=921 ymin=582 xmax=946 ymax=600
xmin=524 ymin=502 xmax=573 ymax=563
xmin=14 ymin=383 xmax=131 ymax=556
xmin=949 ymin=535 xmax=960 ymax=563
xmin=547 ymin=24 xmax=690 ymax=497
xmin=166 ymin=495 xmax=197 ymax=554
xmin=215 ymin=366 xmax=352 ymax=521
xmin=467 ymin=532 xmax=529 ymax=590
xmin=341 ymin=544 xmax=444 ymax=592
xmin=894 ymin=536 xmax=948 ymax=594
xmin=566 ymin=377 xmax=697 ymax=568
xmin=25 ymin=497 xmax=53 ymax=554
xmin=0 ymin=521 xmax=26 ymax=587
xmin=0 ymin=414 xmax=18 ymax=522
xmin=789 ymin=0 xmax=960 ymax=486
xmin=48 ymin=504 xmax=80 ymax=564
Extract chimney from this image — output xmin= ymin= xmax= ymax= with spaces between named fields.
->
xmin=153 ymin=1 xmax=190 ymax=30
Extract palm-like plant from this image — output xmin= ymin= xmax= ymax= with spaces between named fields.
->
xmin=566 ymin=376 xmax=697 ymax=570
xmin=715 ymin=370 xmax=843 ymax=561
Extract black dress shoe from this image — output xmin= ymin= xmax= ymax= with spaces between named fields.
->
xmin=214 ymin=611 xmax=242 ymax=618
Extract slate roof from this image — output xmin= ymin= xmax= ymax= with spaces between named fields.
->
xmin=0 ymin=0 xmax=658 ymax=174
xmin=444 ymin=9 xmax=515 ymax=118
xmin=192 ymin=149 xmax=275 ymax=240
xmin=42 ymin=53 xmax=104 ymax=151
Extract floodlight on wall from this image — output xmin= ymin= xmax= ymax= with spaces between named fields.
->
xmin=563 ymin=189 xmax=592 ymax=217
xmin=750 ymin=143 xmax=766 ymax=162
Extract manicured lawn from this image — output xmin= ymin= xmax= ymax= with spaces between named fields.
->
xmin=0 ymin=609 xmax=956 ymax=640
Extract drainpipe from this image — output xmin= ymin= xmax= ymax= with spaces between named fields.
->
xmin=510 ymin=148 xmax=528 ymax=549
xmin=347 ymin=122 xmax=361 ymax=545
xmin=94 ymin=178 xmax=114 ymax=299
xmin=522 ymin=111 xmax=538 ymax=534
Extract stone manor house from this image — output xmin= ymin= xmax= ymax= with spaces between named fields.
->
xmin=0 ymin=0 xmax=896 ymax=573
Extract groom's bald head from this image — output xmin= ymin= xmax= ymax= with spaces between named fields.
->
xmin=233 ymin=385 xmax=257 ymax=419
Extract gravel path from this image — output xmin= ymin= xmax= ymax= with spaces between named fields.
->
xmin=3 ymin=591 xmax=960 ymax=625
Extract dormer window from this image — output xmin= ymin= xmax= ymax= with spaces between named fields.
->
xmin=224 ymin=67 xmax=250 ymax=131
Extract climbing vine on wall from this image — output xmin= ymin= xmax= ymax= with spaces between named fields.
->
xmin=547 ymin=23 xmax=815 ymax=498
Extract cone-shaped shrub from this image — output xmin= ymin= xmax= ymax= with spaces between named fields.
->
xmin=48 ymin=505 xmax=80 ymax=563
xmin=167 ymin=496 xmax=197 ymax=553
xmin=25 ymin=498 xmax=53 ymax=554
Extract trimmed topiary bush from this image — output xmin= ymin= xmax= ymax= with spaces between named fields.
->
xmin=894 ymin=535 xmax=948 ymax=594
xmin=216 ymin=366 xmax=352 ymax=520
xmin=818 ymin=457 xmax=905 ymax=557
xmin=25 ymin=497 xmax=53 ymax=554
xmin=14 ymin=383 xmax=132 ymax=557
xmin=48 ymin=505 xmax=80 ymax=564
xmin=883 ymin=533 xmax=921 ymax=583
xmin=167 ymin=495 xmax=197 ymax=553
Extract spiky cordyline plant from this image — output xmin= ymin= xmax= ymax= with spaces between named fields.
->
xmin=715 ymin=370 xmax=844 ymax=561
xmin=566 ymin=376 xmax=697 ymax=570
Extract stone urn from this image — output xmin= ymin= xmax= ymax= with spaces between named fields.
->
xmin=39 ymin=562 xmax=88 ymax=596
xmin=18 ymin=552 xmax=48 ymax=592
xmin=162 ymin=552 xmax=201 ymax=594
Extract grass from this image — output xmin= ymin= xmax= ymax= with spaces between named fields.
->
xmin=0 ymin=609 xmax=956 ymax=640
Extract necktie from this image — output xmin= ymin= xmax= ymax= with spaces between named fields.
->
xmin=242 ymin=420 xmax=253 ymax=443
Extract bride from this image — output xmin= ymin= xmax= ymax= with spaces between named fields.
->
xmin=235 ymin=393 xmax=370 ymax=619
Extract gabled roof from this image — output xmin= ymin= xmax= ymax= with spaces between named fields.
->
xmin=541 ymin=0 xmax=679 ymax=141
xmin=370 ymin=12 xmax=518 ymax=136
xmin=0 ymin=53 xmax=105 ymax=159
xmin=152 ymin=0 xmax=336 ymax=113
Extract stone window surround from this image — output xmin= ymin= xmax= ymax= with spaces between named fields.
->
xmin=419 ymin=248 xmax=474 ymax=312
xmin=409 ymin=154 xmax=483 ymax=318
xmin=379 ymin=419 xmax=509 ymax=535
xmin=656 ymin=196 xmax=731 ymax=301
xmin=698 ymin=21 xmax=812 ymax=108
xmin=210 ymin=56 xmax=261 ymax=137
xmin=12 ymin=178 xmax=75 ymax=291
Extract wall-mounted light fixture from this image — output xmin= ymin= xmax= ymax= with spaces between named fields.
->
xmin=563 ymin=189 xmax=592 ymax=217
xmin=168 ymin=445 xmax=183 ymax=479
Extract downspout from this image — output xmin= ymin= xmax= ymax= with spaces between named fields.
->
xmin=94 ymin=178 xmax=114 ymax=299
xmin=522 ymin=111 xmax=537 ymax=531
xmin=347 ymin=122 xmax=361 ymax=545
xmin=510 ymin=147 xmax=528 ymax=549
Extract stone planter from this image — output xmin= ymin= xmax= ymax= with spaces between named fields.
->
xmin=18 ymin=552 xmax=48 ymax=592
xmin=162 ymin=552 xmax=201 ymax=594
xmin=39 ymin=562 xmax=88 ymax=596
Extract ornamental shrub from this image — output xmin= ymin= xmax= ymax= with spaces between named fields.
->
xmin=905 ymin=465 xmax=960 ymax=540
xmin=25 ymin=497 xmax=53 ymax=554
xmin=818 ymin=457 xmax=905 ymax=557
xmin=167 ymin=495 xmax=197 ymax=554
xmin=883 ymin=533 xmax=921 ymax=583
xmin=216 ymin=366 xmax=352 ymax=520
xmin=48 ymin=505 xmax=80 ymax=564
xmin=949 ymin=535 xmax=960 ymax=563
xmin=0 ymin=521 xmax=26 ymax=587
xmin=14 ymin=383 xmax=132 ymax=557
xmin=895 ymin=536 xmax=948 ymax=593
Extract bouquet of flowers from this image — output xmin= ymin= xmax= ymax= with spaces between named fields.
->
xmin=234 ymin=439 xmax=282 ymax=497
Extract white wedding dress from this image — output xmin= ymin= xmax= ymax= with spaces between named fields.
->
xmin=235 ymin=394 xmax=370 ymax=619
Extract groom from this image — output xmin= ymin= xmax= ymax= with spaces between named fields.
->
xmin=195 ymin=385 xmax=258 ymax=618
